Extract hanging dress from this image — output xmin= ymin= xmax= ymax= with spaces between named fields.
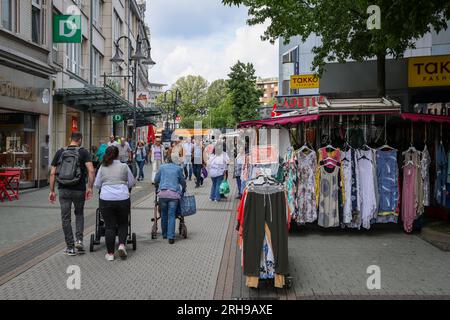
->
xmin=376 ymin=149 xmax=399 ymax=224
xmin=317 ymin=165 xmax=340 ymax=228
xmin=356 ymin=149 xmax=377 ymax=230
xmin=421 ymin=146 xmax=431 ymax=207
xmin=283 ymin=148 xmax=297 ymax=220
xmin=435 ymin=143 xmax=448 ymax=207
xmin=342 ymin=149 xmax=360 ymax=226
xmin=296 ymin=150 xmax=318 ymax=224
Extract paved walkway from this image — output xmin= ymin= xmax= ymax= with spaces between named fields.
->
xmin=0 ymin=165 xmax=239 ymax=300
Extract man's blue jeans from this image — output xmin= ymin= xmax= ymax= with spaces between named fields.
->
xmin=210 ymin=175 xmax=224 ymax=201
xmin=184 ymin=163 xmax=193 ymax=180
xmin=159 ymin=198 xmax=179 ymax=240
xmin=236 ymin=176 xmax=242 ymax=196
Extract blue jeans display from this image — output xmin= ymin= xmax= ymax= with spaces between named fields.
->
xmin=376 ymin=150 xmax=399 ymax=212
xmin=159 ymin=198 xmax=179 ymax=240
xmin=136 ymin=160 xmax=145 ymax=179
xmin=210 ymin=175 xmax=224 ymax=201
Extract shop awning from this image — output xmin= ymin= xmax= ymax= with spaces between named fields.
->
xmin=400 ymin=113 xmax=450 ymax=123
xmin=238 ymin=114 xmax=320 ymax=128
xmin=55 ymin=87 xmax=137 ymax=114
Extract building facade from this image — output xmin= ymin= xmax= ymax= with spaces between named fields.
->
xmin=0 ymin=0 xmax=55 ymax=188
xmin=257 ymin=77 xmax=278 ymax=106
xmin=278 ymin=26 xmax=450 ymax=108
xmin=0 ymin=0 xmax=155 ymax=189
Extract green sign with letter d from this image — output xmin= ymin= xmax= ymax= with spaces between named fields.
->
xmin=53 ymin=15 xmax=82 ymax=43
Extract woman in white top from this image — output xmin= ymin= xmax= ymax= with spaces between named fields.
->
xmin=94 ymin=146 xmax=136 ymax=261
xmin=208 ymin=144 xmax=230 ymax=202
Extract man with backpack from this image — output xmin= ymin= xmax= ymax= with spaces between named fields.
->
xmin=49 ymin=132 xmax=95 ymax=256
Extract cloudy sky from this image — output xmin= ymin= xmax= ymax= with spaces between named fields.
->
xmin=145 ymin=0 xmax=278 ymax=86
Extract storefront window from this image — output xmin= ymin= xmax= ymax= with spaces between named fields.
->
xmin=0 ymin=111 xmax=36 ymax=186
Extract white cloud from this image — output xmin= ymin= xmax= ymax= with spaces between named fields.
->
xmin=149 ymin=23 xmax=278 ymax=86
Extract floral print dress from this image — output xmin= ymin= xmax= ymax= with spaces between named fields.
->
xmin=296 ymin=151 xmax=318 ymax=224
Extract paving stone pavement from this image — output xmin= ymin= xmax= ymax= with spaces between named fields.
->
xmin=0 ymin=165 xmax=154 ymax=251
xmin=0 ymin=169 xmax=238 ymax=300
xmin=288 ymin=227 xmax=450 ymax=297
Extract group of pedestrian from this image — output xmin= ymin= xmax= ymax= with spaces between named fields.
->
xmin=48 ymin=131 xmax=239 ymax=262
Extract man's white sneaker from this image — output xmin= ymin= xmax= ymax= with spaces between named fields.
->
xmin=118 ymin=244 xmax=127 ymax=260
xmin=105 ymin=253 xmax=115 ymax=261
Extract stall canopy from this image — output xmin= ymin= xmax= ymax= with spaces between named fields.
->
xmin=238 ymin=97 xmax=401 ymax=128
xmin=401 ymin=112 xmax=450 ymax=123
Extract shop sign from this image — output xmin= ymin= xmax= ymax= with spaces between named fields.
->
xmin=276 ymin=95 xmax=325 ymax=112
xmin=290 ymin=74 xmax=320 ymax=89
xmin=113 ymin=114 xmax=123 ymax=123
xmin=71 ymin=117 xmax=78 ymax=133
xmin=53 ymin=15 xmax=82 ymax=43
xmin=0 ymin=81 xmax=37 ymax=102
xmin=408 ymin=55 xmax=450 ymax=88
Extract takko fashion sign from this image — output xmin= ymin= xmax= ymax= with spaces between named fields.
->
xmin=290 ymin=74 xmax=320 ymax=89
xmin=408 ymin=54 xmax=450 ymax=87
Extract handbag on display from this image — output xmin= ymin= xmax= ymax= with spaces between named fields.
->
xmin=179 ymin=193 xmax=197 ymax=217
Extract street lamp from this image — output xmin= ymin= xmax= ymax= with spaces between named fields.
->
xmin=164 ymin=89 xmax=181 ymax=131
xmin=110 ymin=34 xmax=156 ymax=146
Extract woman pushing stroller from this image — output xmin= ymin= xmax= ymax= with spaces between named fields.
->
xmin=94 ymin=146 xmax=136 ymax=261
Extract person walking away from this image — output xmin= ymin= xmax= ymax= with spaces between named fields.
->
xmin=151 ymin=138 xmax=164 ymax=184
xmin=135 ymin=140 xmax=147 ymax=181
xmin=94 ymin=146 xmax=136 ymax=261
xmin=154 ymin=153 xmax=187 ymax=244
xmin=107 ymin=135 xmax=119 ymax=147
xmin=193 ymin=138 xmax=205 ymax=188
xmin=49 ymin=132 xmax=95 ymax=256
xmin=118 ymin=136 xmax=132 ymax=163
xmin=183 ymin=137 xmax=194 ymax=180
xmin=234 ymin=146 xmax=245 ymax=199
xmin=127 ymin=136 xmax=136 ymax=151
xmin=208 ymin=145 xmax=230 ymax=202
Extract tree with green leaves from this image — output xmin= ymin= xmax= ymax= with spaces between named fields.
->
xmin=227 ymin=61 xmax=263 ymax=122
xmin=210 ymin=93 xmax=236 ymax=128
xmin=222 ymin=0 xmax=450 ymax=97
xmin=206 ymin=79 xmax=229 ymax=109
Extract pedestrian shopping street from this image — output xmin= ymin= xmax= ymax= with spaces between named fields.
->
xmin=1 ymin=165 xmax=450 ymax=300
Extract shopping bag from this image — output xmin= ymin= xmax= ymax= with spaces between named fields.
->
xmin=201 ymin=167 xmax=208 ymax=179
xmin=128 ymin=161 xmax=138 ymax=178
xmin=219 ymin=180 xmax=230 ymax=195
xmin=179 ymin=194 xmax=197 ymax=217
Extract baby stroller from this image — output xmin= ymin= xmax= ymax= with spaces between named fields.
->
xmin=151 ymin=185 xmax=187 ymax=240
xmin=89 ymin=189 xmax=137 ymax=252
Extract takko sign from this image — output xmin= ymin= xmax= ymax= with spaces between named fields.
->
xmin=408 ymin=55 xmax=450 ymax=88
xmin=276 ymin=95 xmax=325 ymax=111
xmin=290 ymin=74 xmax=320 ymax=89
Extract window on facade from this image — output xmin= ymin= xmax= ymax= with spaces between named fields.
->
xmin=93 ymin=49 xmax=103 ymax=85
xmin=31 ymin=0 xmax=45 ymax=44
xmin=66 ymin=42 xmax=82 ymax=76
xmin=93 ymin=0 xmax=102 ymax=29
xmin=1 ymin=0 xmax=12 ymax=30
xmin=113 ymin=10 xmax=123 ymax=49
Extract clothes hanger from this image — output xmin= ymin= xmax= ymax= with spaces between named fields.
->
xmin=378 ymin=116 xmax=396 ymax=151
xmin=360 ymin=115 xmax=373 ymax=151
xmin=402 ymin=121 xmax=418 ymax=155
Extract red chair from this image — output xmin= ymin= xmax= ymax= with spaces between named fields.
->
xmin=3 ymin=169 xmax=20 ymax=200
xmin=0 ymin=179 xmax=6 ymax=202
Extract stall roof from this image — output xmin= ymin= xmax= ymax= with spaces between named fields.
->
xmin=238 ymin=97 xmax=401 ymax=128
xmin=401 ymin=113 xmax=450 ymax=123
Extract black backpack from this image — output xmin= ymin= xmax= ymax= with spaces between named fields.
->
xmin=56 ymin=147 xmax=82 ymax=186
